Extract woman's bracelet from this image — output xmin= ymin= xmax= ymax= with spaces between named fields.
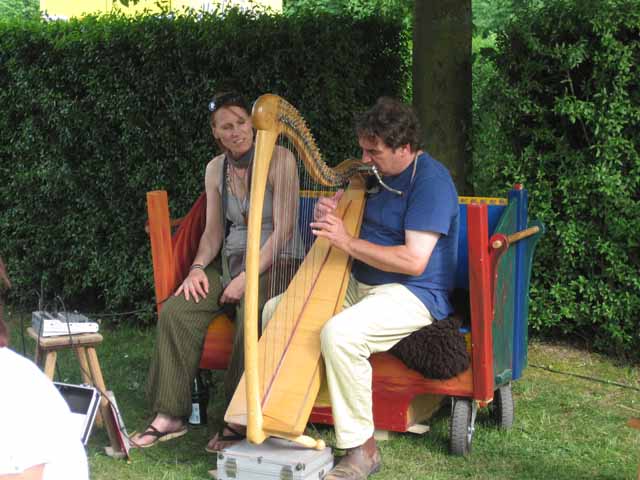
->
xmin=189 ymin=263 xmax=205 ymax=272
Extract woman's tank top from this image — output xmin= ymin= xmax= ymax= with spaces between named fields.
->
xmin=215 ymin=157 xmax=304 ymax=278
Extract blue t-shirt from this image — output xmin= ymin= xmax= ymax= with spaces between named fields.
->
xmin=352 ymin=152 xmax=459 ymax=320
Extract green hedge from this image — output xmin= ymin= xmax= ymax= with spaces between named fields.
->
xmin=0 ymin=9 xmax=409 ymax=322
xmin=472 ymin=0 xmax=640 ymax=356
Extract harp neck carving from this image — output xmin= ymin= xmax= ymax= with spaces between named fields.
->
xmin=253 ymin=94 xmax=364 ymax=187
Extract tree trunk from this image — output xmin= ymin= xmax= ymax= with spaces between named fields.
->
xmin=413 ymin=1 xmax=472 ymax=194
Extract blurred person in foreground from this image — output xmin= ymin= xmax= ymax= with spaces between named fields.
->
xmin=0 ymin=258 xmax=89 ymax=480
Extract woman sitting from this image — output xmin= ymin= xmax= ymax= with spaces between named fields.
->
xmin=132 ymin=92 xmax=302 ymax=451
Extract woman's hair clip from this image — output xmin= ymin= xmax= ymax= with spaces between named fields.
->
xmin=208 ymin=92 xmax=246 ymax=113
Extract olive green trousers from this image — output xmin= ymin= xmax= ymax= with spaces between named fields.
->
xmin=146 ymin=262 xmax=264 ymax=419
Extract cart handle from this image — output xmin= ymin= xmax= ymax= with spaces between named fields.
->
xmin=491 ymin=226 xmax=540 ymax=250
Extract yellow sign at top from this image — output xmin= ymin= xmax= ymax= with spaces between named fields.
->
xmin=40 ymin=0 xmax=282 ymax=19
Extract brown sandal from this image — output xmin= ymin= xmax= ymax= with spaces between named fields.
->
xmin=131 ymin=424 xmax=188 ymax=448
xmin=205 ymin=424 xmax=245 ymax=453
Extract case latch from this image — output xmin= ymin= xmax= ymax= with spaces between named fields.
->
xmin=224 ymin=457 xmax=237 ymax=478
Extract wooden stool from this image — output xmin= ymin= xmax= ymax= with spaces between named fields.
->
xmin=27 ymin=327 xmax=123 ymax=456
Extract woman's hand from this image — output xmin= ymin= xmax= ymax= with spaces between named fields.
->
xmin=220 ymin=271 xmax=246 ymax=304
xmin=174 ymin=268 xmax=209 ymax=303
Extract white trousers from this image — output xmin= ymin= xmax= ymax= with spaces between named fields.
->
xmin=321 ymin=277 xmax=433 ymax=448
xmin=262 ymin=276 xmax=433 ymax=449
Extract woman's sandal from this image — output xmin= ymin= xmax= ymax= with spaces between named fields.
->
xmin=131 ymin=424 xmax=188 ymax=448
xmin=205 ymin=424 xmax=246 ymax=453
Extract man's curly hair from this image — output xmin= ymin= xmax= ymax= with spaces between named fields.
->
xmin=355 ymin=97 xmax=422 ymax=151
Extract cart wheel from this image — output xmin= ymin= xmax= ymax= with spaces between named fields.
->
xmin=491 ymin=384 xmax=514 ymax=429
xmin=449 ymin=398 xmax=476 ymax=456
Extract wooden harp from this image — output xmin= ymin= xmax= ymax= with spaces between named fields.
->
xmin=224 ymin=94 xmax=367 ymax=448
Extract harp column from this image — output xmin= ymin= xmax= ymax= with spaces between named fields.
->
xmin=244 ymin=129 xmax=278 ymax=445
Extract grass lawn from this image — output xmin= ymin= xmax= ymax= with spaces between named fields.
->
xmin=5 ymin=307 xmax=640 ymax=480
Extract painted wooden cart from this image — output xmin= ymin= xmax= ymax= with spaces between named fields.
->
xmin=146 ymin=184 xmax=544 ymax=455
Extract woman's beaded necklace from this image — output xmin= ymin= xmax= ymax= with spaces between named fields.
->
xmin=226 ymin=162 xmax=250 ymax=224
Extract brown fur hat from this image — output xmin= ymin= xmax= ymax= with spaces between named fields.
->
xmin=390 ymin=316 xmax=470 ymax=380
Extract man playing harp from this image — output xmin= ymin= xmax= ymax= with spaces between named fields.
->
xmin=309 ymin=97 xmax=460 ymax=480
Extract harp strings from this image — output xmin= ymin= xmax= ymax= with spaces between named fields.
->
xmin=260 ymin=130 xmax=333 ymax=404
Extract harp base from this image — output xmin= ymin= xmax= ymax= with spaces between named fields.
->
xmin=267 ymin=432 xmax=326 ymax=451
xmin=230 ymin=417 xmax=327 ymax=450
xmin=247 ymin=427 xmax=325 ymax=451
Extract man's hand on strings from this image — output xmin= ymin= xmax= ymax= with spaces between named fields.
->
xmin=310 ymin=213 xmax=352 ymax=252
xmin=175 ymin=268 xmax=209 ymax=303
xmin=220 ymin=271 xmax=246 ymax=304
xmin=313 ymin=189 xmax=344 ymax=221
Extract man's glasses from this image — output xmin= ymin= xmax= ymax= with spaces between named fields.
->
xmin=208 ymin=92 xmax=245 ymax=113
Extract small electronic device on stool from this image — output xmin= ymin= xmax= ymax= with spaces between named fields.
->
xmin=32 ymin=311 xmax=99 ymax=337
xmin=216 ymin=438 xmax=334 ymax=480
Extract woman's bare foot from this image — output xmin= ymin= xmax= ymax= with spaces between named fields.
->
xmin=205 ymin=423 xmax=246 ymax=453
xmin=131 ymin=413 xmax=188 ymax=448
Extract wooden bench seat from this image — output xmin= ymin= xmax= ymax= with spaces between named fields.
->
xmin=147 ymin=186 xmax=544 ymax=434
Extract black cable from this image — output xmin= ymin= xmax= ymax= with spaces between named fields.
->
xmin=55 ymin=295 xmax=76 ymax=377
xmin=19 ymin=313 xmax=26 ymax=356
xmin=85 ymin=307 xmax=151 ymax=318
xmin=15 ymin=288 xmax=46 ymax=356
xmin=529 ymin=363 xmax=640 ymax=392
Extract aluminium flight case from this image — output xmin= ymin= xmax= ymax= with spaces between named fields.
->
xmin=216 ymin=437 xmax=334 ymax=480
